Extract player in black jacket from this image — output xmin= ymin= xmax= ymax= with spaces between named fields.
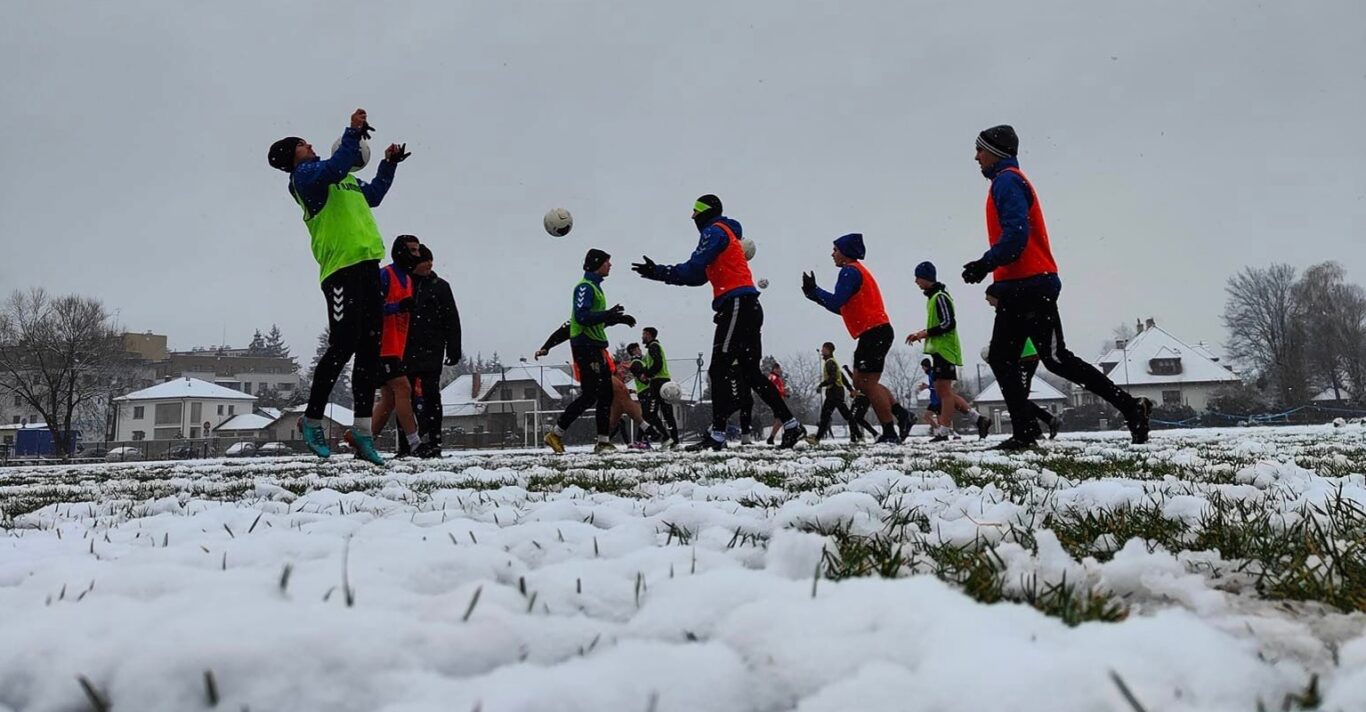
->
xmin=400 ymin=245 xmax=461 ymax=457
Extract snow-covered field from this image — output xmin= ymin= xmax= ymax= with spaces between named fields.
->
xmin=2 ymin=426 xmax=1365 ymax=711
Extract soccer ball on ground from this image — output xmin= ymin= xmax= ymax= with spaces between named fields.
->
xmin=659 ymin=381 xmax=683 ymax=404
xmin=544 ymin=208 xmax=573 ymax=237
xmin=330 ymin=137 xmax=370 ymax=172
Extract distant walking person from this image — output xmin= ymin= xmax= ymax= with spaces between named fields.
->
xmin=268 ymin=107 xmax=410 ymax=462
xmin=637 ymin=328 xmax=681 ymax=447
xmin=765 ymin=363 xmax=788 ymax=445
xmin=809 ymin=342 xmax=856 ymax=444
xmin=402 ymin=244 xmax=462 ymax=457
xmin=961 ymin=125 xmax=1150 ymax=449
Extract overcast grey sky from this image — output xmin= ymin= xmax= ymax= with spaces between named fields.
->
xmin=2 ymin=0 xmax=1362 ymax=376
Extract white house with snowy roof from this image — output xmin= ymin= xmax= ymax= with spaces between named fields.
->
xmin=973 ymin=377 xmax=1069 ymax=421
xmin=113 ymin=377 xmax=256 ymax=441
xmin=1080 ymin=319 xmax=1240 ymax=412
xmin=440 ymin=365 xmax=577 ymax=434
xmin=265 ymin=404 xmax=355 ymax=442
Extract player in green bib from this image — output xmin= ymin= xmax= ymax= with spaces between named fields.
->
xmin=268 ymin=108 xmax=410 ymax=464
xmin=905 ymin=261 xmax=992 ymax=441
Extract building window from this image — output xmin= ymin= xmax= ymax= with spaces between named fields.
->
xmin=132 ymin=431 xmax=145 ymax=441
xmin=9 ymin=416 xmax=18 ymax=425
xmin=524 ymin=387 xmax=537 ymax=400
xmin=259 ymin=383 xmax=268 ymax=394
xmin=1149 ymin=358 xmax=1182 ymax=376
xmin=217 ymin=405 xmax=224 ymax=416
xmin=243 ymin=382 xmax=252 ymax=394
xmin=154 ymin=402 xmax=183 ymax=425
xmin=228 ymin=405 xmax=235 ymax=415
xmin=11 ymin=395 xmax=20 ymax=406
xmin=278 ymin=382 xmax=293 ymax=392
xmin=190 ymin=402 xmax=202 ymax=424
xmin=1162 ymin=390 xmax=1182 ymax=405
xmin=133 ymin=406 xmax=145 ymax=419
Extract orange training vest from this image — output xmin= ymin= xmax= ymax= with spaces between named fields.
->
xmin=705 ymin=221 xmax=755 ymax=300
xmin=985 ymin=167 xmax=1059 ymax=282
xmin=839 ymin=261 xmax=890 ymax=338
xmin=380 ymin=264 xmax=414 ymax=359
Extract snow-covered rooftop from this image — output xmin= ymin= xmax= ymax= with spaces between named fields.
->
xmin=215 ymin=414 xmax=274 ymax=432
xmin=973 ymin=377 xmax=1069 ymax=404
xmin=1093 ymin=325 xmax=1240 ymax=387
xmin=116 ymin=377 xmax=257 ymax=402
xmin=281 ymin=403 xmax=355 ymax=427
xmin=440 ymin=365 xmax=578 ymax=405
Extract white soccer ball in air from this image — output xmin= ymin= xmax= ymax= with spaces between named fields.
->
xmin=330 ymin=137 xmax=370 ymax=172
xmin=757 ymin=278 xmax=769 ymax=289
xmin=544 ymin=208 xmax=573 ymax=237
xmin=659 ymin=381 xmax=683 ymax=404
xmin=740 ymin=238 xmax=757 ymax=261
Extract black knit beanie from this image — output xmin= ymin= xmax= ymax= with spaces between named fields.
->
xmin=976 ymin=125 xmax=1019 ymax=158
xmin=584 ymin=248 xmax=610 ymax=272
xmin=692 ymin=194 xmax=722 ymax=229
xmin=268 ymin=137 xmax=304 ymax=172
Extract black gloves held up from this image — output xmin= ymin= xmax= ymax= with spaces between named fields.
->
xmin=962 ymin=260 xmax=991 ymax=284
xmin=631 ymin=256 xmax=657 ymax=278
xmin=801 ymin=271 xmax=816 ymax=294
xmin=386 ymin=143 xmax=411 ymax=164
xmin=605 ymin=304 xmax=636 ymax=328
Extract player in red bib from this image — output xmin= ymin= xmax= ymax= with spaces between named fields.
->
xmin=961 ymin=125 xmax=1152 ymax=449
xmin=802 ymin=233 xmax=913 ymax=443
xmin=632 ymin=194 xmax=805 ymax=450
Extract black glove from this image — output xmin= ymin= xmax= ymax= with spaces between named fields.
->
xmin=801 ymin=271 xmax=817 ymax=294
xmin=631 ymin=256 xmax=657 ymax=278
xmin=444 ymin=352 xmax=461 ymax=366
xmin=386 ymin=143 xmax=411 ymax=164
xmin=396 ymin=296 xmax=415 ymax=312
xmin=360 ymin=121 xmax=376 ymax=140
xmin=962 ymin=260 xmax=990 ymax=284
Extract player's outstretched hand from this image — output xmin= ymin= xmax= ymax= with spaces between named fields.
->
xmin=385 ymin=143 xmax=410 ymax=163
xmin=631 ymin=256 xmax=657 ymax=278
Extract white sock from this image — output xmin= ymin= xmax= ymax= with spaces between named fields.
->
xmin=407 ymin=432 xmax=421 ymax=449
xmin=552 ymin=425 xmax=566 ymax=436
xmin=710 ymin=430 xmax=726 ymax=442
xmin=353 ymin=417 xmax=373 ymax=437
xmin=783 ymin=418 xmax=799 ymax=430
xmin=968 ymin=409 xmax=982 ymax=420
xmin=937 ymin=425 xmax=953 ymax=436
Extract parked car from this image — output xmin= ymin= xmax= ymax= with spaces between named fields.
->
xmin=257 ymin=442 xmax=292 ymax=456
xmin=105 ymin=447 xmax=142 ymax=462
xmin=76 ymin=446 xmax=109 ymax=459
xmin=167 ymin=444 xmax=196 ymax=460
xmin=225 ymin=442 xmax=256 ymax=457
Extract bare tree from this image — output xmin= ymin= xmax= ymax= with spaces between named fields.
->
xmin=1101 ymin=321 xmax=1138 ymax=356
xmin=0 ymin=289 xmax=123 ymax=458
xmin=778 ymin=350 xmax=822 ymax=423
xmin=882 ymin=350 xmax=922 ymax=404
xmin=1222 ymin=264 xmax=1309 ymax=406
xmin=1291 ymin=262 xmax=1366 ymax=403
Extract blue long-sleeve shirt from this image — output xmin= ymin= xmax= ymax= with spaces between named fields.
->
xmin=647 ymin=216 xmax=759 ymax=310
xmin=288 ymin=127 xmax=396 ymax=218
xmin=804 ymin=265 xmax=862 ymax=314
xmin=570 ymin=272 xmax=609 ymax=346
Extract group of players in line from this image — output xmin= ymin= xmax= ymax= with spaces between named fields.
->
xmin=269 ymin=109 xmax=1153 ymax=463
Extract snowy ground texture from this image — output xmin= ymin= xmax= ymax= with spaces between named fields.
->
xmin=2 ymin=426 xmax=1366 ymax=711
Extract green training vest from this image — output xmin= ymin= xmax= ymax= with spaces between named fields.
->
xmin=924 ymin=290 xmax=963 ymax=366
xmin=646 ymin=342 xmax=671 ymax=381
xmin=631 ymin=357 xmax=650 ymax=393
xmin=295 ymin=174 xmax=386 ymax=282
xmin=819 ymin=356 xmax=845 ymax=392
xmin=568 ymin=278 xmax=607 ymax=344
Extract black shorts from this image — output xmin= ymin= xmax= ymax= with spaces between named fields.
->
xmin=929 ymin=353 xmax=958 ymax=381
xmin=378 ymin=356 xmax=408 ymax=382
xmin=853 ymin=324 xmax=894 ymax=373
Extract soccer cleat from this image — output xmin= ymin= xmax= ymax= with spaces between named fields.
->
xmin=930 ymin=434 xmax=949 ymax=443
xmin=300 ymin=418 xmax=331 ymax=458
xmin=630 ymin=440 xmax=651 ymax=450
xmin=976 ymin=415 xmax=992 ymax=440
xmin=740 ymin=434 xmax=753 ymax=445
xmin=779 ymin=425 xmax=809 ymax=449
xmin=685 ymin=434 xmax=726 ymax=452
xmin=993 ymin=436 xmax=1038 ymax=452
xmin=875 ymin=433 xmax=901 ymax=445
xmin=414 ymin=442 xmax=442 ymax=459
xmin=1128 ymin=397 xmax=1154 ymax=445
xmin=544 ymin=431 xmax=565 ymax=454
xmin=351 ymin=431 xmax=385 ymax=465
xmin=594 ymin=442 xmax=617 ymax=454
